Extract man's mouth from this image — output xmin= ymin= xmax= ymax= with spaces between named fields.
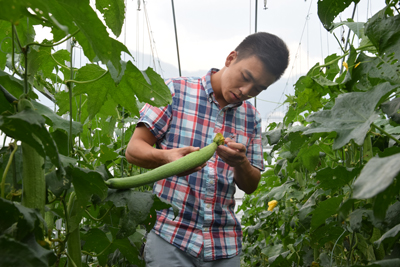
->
xmin=232 ymin=92 xmax=240 ymax=101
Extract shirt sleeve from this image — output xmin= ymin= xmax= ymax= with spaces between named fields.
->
xmin=137 ymin=80 xmax=175 ymax=140
xmin=247 ymin=110 xmax=265 ymax=171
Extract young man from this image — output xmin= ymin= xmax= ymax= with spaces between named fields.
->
xmin=126 ymin=32 xmax=289 ymax=266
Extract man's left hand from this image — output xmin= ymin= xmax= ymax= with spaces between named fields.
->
xmin=216 ymin=137 xmax=247 ymax=167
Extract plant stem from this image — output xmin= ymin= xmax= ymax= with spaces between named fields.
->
xmin=11 ymin=23 xmax=22 ymax=77
xmin=81 ymin=242 xmax=112 ymax=257
xmin=51 ymin=54 xmax=71 ymax=71
xmin=372 ymin=123 xmax=400 ymax=145
xmin=1 ymin=141 xmax=17 ymax=198
xmin=64 ymin=251 xmax=78 ymax=267
xmin=85 ymin=204 xmax=114 ymax=221
xmin=68 ymin=40 xmax=74 ymax=155
xmin=26 ymin=29 xmax=80 ymax=49
xmin=64 ymin=70 xmax=109 ymax=84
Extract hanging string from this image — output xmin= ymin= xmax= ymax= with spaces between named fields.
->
xmin=266 ymin=0 xmax=313 ymax=125
xmin=143 ymin=0 xmax=157 ymax=71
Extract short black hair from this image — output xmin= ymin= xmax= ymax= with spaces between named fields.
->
xmin=235 ymin=32 xmax=289 ymax=82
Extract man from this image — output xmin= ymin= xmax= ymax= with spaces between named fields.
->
xmin=126 ymin=32 xmax=289 ymax=266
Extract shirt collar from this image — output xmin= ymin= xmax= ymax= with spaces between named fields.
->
xmin=202 ymin=68 xmax=243 ymax=109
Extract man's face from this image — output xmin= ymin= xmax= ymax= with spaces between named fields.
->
xmin=220 ymin=51 xmax=276 ymax=106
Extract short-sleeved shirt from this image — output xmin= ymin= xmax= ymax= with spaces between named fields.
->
xmin=138 ymin=68 xmax=264 ymax=261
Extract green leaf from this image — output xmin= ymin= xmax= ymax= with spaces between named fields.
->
xmin=374 ymin=223 xmax=400 ymax=250
xmin=315 ymin=166 xmax=360 ymax=193
xmin=317 ymin=0 xmax=360 ymax=30
xmin=15 ymin=16 xmax=35 ymax=47
xmin=261 ymin=244 xmax=283 ymax=258
xmin=31 ymin=100 xmax=82 ymax=135
xmin=0 ymin=0 xmax=31 ymax=24
xmin=112 ymin=238 xmax=142 ymax=266
xmin=66 ymin=166 xmax=108 ymax=231
xmin=106 ymin=190 xmax=177 ymax=234
xmin=353 ymin=153 xmax=400 ymax=199
xmin=0 ymin=70 xmax=26 ymax=100
xmin=81 ymin=228 xmax=111 ymax=254
xmin=0 ymin=109 xmax=62 ymax=169
xmin=0 ymin=198 xmax=44 ymax=240
xmin=295 ymin=145 xmax=320 ymax=172
xmin=373 ymin=178 xmax=400 ymax=220
xmin=99 ymin=144 xmax=119 ymax=164
xmin=0 ymin=21 xmax=12 ymax=70
xmin=330 ymin=20 xmax=365 ymax=39
xmin=45 ymin=169 xmax=70 ymax=197
xmin=381 ymin=97 xmax=400 ymax=124
xmin=96 ymin=0 xmax=125 ymax=37
xmin=304 ymin=82 xmax=398 ymax=149
xmin=73 ymin=64 xmax=114 ymax=120
xmin=310 ymin=196 xmax=343 ymax=230
xmin=115 ymin=62 xmax=172 ymax=116
xmin=365 ymin=8 xmax=400 ymax=57
xmin=385 ymin=201 xmax=400 ymax=230
xmin=0 ymin=234 xmax=56 ymax=266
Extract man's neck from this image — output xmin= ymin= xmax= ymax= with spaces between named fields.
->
xmin=210 ymin=68 xmax=228 ymax=108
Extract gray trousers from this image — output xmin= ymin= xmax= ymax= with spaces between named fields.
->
xmin=144 ymin=231 xmax=241 ymax=267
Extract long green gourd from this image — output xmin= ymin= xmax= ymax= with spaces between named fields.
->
xmin=105 ymin=133 xmax=225 ymax=189
xmin=18 ymin=99 xmax=46 ymax=218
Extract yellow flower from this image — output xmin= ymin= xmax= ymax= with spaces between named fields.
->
xmin=343 ymin=62 xmax=349 ymax=71
xmin=355 ymin=62 xmax=361 ymax=68
xmin=311 ymin=262 xmax=320 ymax=267
xmin=268 ymin=200 xmax=278 ymax=211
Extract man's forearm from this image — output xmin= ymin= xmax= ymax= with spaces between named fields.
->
xmin=233 ymin=159 xmax=261 ymax=194
xmin=125 ymin=140 xmax=168 ymax=169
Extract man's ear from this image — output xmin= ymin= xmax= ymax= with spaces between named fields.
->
xmin=225 ymin=51 xmax=237 ymax=67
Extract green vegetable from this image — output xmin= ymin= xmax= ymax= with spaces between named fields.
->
xmin=106 ymin=133 xmax=225 ymax=189
xmin=21 ymin=140 xmax=45 ymax=217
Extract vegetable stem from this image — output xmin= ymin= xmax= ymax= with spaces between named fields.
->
xmin=26 ymin=29 xmax=80 ymax=49
xmin=1 ymin=141 xmax=17 ymax=198
xmin=371 ymin=123 xmax=400 ymax=145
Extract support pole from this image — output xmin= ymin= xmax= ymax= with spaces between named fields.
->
xmin=171 ymin=0 xmax=182 ymax=77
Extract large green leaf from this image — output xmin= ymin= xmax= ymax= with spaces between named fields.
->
xmin=106 ymin=190 xmax=178 ymax=235
xmin=0 ymin=0 xmax=31 ymax=24
xmin=116 ymin=62 xmax=172 ymax=114
xmin=31 ymin=100 xmax=82 ymax=135
xmin=66 ymin=166 xmax=108 ymax=231
xmin=330 ymin=20 xmax=365 ymax=39
xmin=73 ymin=64 xmax=113 ymax=120
xmin=365 ymin=8 xmax=400 ymax=57
xmin=0 ymin=108 xmax=62 ymax=169
xmin=81 ymin=228 xmax=110 ymax=254
xmin=96 ymin=0 xmax=125 ymax=37
xmin=315 ymin=166 xmax=360 ymax=193
xmin=304 ymin=82 xmax=398 ymax=149
xmin=0 ymin=234 xmax=56 ymax=266
xmin=0 ymin=198 xmax=44 ymax=240
xmin=310 ymin=196 xmax=343 ymax=230
xmin=0 ymin=21 xmax=12 ymax=70
xmin=6 ymin=0 xmax=130 ymax=75
xmin=317 ymin=0 xmax=360 ymax=30
xmin=374 ymin=223 xmax=400 ymax=250
xmin=353 ymin=153 xmax=400 ymax=199
xmin=381 ymin=97 xmax=400 ymax=124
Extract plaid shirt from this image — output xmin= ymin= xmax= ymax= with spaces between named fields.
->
xmin=138 ymin=68 xmax=264 ymax=261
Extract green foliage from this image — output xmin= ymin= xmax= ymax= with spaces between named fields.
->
xmin=240 ymin=2 xmax=400 ymax=266
xmin=0 ymin=0 xmax=173 ymax=266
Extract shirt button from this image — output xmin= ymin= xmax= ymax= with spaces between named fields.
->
xmin=210 ymin=179 xmax=214 ymax=184
xmin=206 ymin=204 xmax=211 ymax=209
xmin=210 ymin=157 xmax=215 ymax=161
xmin=208 ymin=97 xmax=212 ymax=103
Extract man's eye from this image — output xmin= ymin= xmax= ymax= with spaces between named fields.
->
xmin=242 ymin=74 xmax=249 ymax=81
